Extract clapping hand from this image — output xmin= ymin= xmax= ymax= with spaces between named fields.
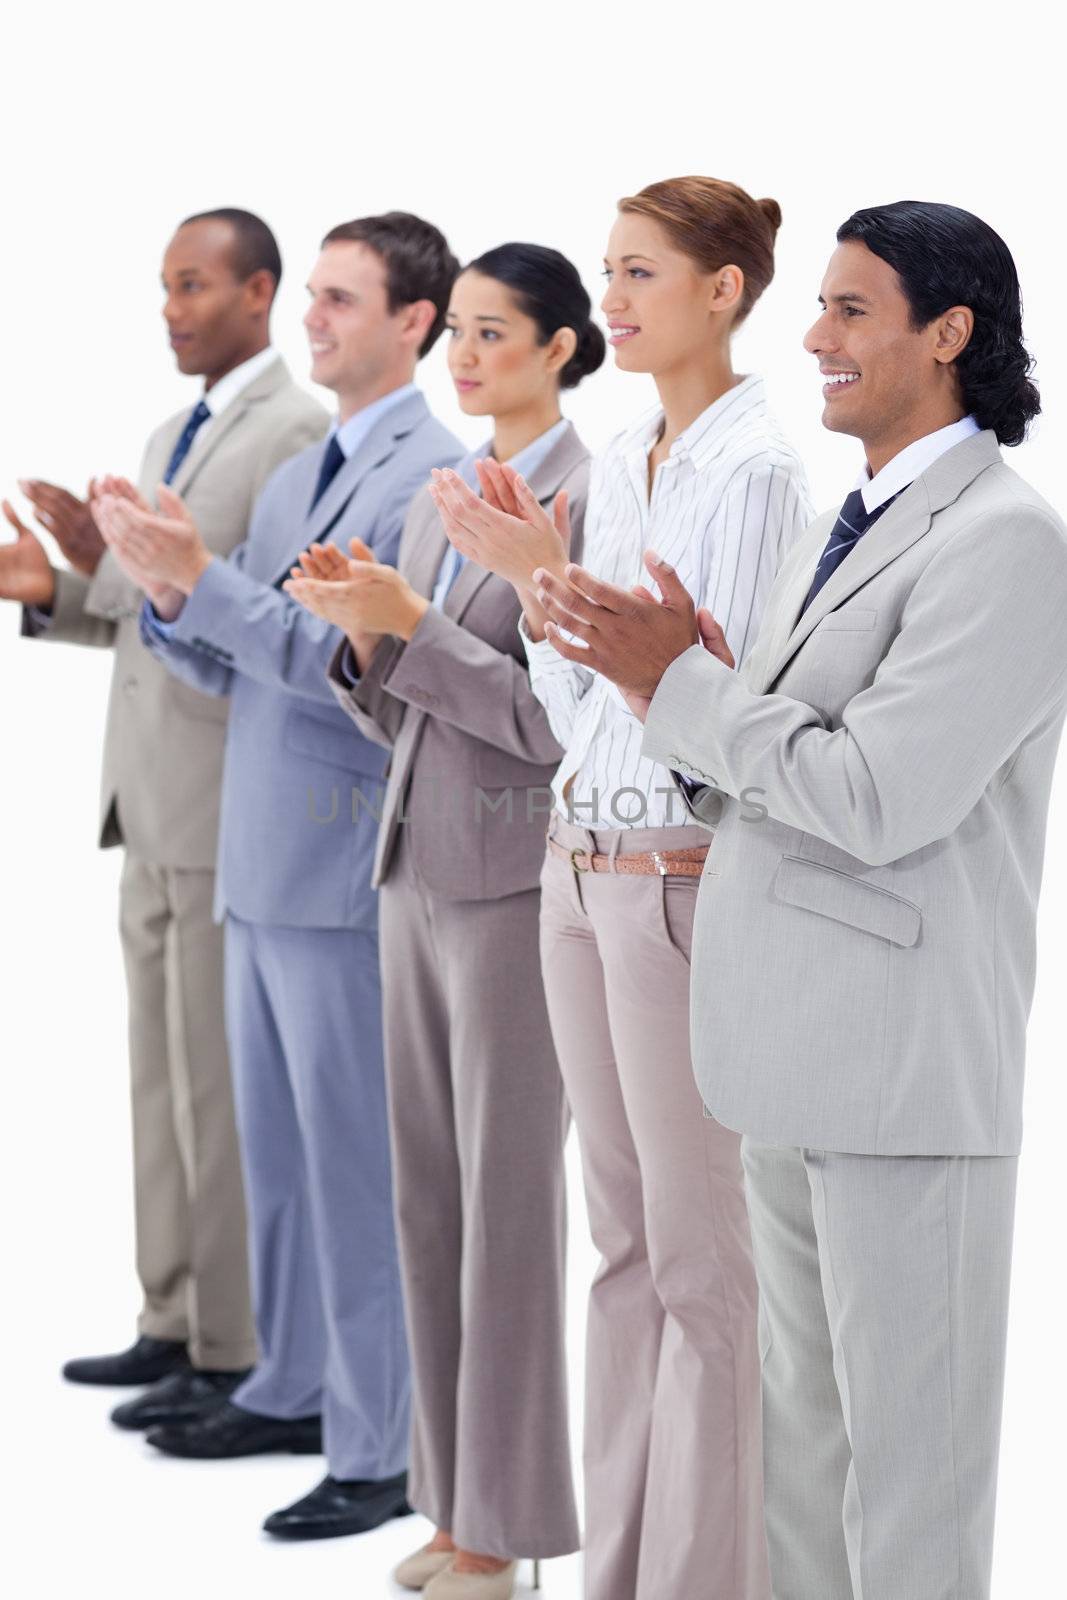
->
xmin=0 ymin=499 xmax=55 ymax=607
xmin=17 ymin=478 xmax=107 ymax=577
xmin=284 ymin=537 xmax=429 ymax=650
xmin=94 ymin=484 xmax=211 ymax=619
xmin=429 ymin=462 xmax=571 ymax=592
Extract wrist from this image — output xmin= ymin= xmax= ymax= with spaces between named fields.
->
xmin=395 ymin=592 xmax=429 ymax=641
xmin=179 ymin=547 xmax=213 ymax=595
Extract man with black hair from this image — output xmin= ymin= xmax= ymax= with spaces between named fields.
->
xmin=0 ymin=209 xmax=327 ymax=1414
xmin=528 ymin=201 xmax=1067 ymax=1599
xmin=96 ymin=212 xmax=464 ymax=1541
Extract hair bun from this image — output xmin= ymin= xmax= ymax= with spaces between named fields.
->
xmin=562 ymin=318 xmax=607 ymax=389
xmin=758 ymin=197 xmax=783 ymax=234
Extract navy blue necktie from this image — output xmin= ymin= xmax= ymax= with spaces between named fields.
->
xmin=309 ymin=434 xmax=346 ymax=512
xmin=163 ymin=399 xmax=212 ymax=486
xmin=800 ymin=486 xmax=905 ymax=615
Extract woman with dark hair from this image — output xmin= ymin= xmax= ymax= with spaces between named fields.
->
xmin=432 ymin=178 xmax=812 ymax=1600
xmin=286 ymin=242 xmax=602 ymax=1600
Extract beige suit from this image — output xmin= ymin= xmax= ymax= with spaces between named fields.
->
xmin=328 ymin=423 xmax=589 ymax=1558
xmin=24 ymin=356 xmax=328 ymax=1366
xmin=642 ymin=431 xmax=1067 ymax=1598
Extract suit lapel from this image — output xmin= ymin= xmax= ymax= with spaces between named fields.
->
xmin=296 ymin=391 xmax=429 ymax=559
xmin=444 ymin=422 xmax=588 ymax=625
xmin=754 ymin=429 xmax=1002 ymax=693
xmin=170 ymin=357 xmax=291 ymax=498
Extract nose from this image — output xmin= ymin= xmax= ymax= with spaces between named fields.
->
xmin=803 ymin=309 xmax=835 ymax=356
xmin=600 ymin=277 xmax=627 ymax=318
xmin=452 ymin=333 xmax=477 ymax=368
xmin=304 ymin=297 xmax=325 ymax=334
xmin=163 ymin=294 xmax=179 ymax=328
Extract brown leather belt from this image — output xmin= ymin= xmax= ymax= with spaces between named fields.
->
xmin=547 ymin=836 xmax=710 ymax=878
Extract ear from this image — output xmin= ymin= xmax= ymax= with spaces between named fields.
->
xmin=933 ymin=305 xmax=974 ymax=366
xmin=243 ymin=268 xmax=276 ymax=317
xmin=709 ymin=263 xmax=745 ymax=320
xmin=399 ymin=298 xmax=439 ymax=353
xmin=543 ymin=324 xmax=578 ymax=377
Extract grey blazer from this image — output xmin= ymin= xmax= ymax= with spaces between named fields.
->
xmin=642 ymin=430 xmax=1067 ymax=1157
xmin=22 ymin=357 xmax=329 ymax=868
xmin=327 ymin=422 xmax=590 ymax=901
xmin=141 ymin=388 xmax=464 ymax=929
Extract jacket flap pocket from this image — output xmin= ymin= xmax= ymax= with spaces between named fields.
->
xmin=773 ymin=855 xmax=921 ymax=947
xmin=816 ymin=607 xmax=878 ymax=632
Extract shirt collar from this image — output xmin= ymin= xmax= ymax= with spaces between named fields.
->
xmin=457 ymin=416 xmax=571 ymax=490
xmin=201 ymin=346 xmax=278 ymax=418
xmin=333 ymin=382 xmax=419 ymax=460
xmin=857 ymin=415 xmax=981 ymax=513
xmin=621 ymin=373 xmax=767 ymax=469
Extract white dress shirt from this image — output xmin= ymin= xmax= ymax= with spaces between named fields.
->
xmin=522 ymin=374 xmax=812 ymax=828
xmin=431 ymin=417 xmax=571 ymax=608
xmin=858 ymin=414 xmax=980 ymax=513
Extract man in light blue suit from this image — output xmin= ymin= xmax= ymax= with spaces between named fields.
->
xmin=97 ymin=212 xmax=464 ymax=1542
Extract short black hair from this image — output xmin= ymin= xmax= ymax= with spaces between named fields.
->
xmin=463 ymin=242 xmax=606 ymax=390
xmin=321 ymin=211 xmax=459 ymax=357
xmin=179 ymin=207 xmax=283 ymax=294
xmin=836 ymin=200 xmax=1039 ymax=447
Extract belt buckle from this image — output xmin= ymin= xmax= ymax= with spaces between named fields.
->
xmin=569 ymin=847 xmax=590 ymax=873
xmin=651 ymin=850 xmax=668 ymax=876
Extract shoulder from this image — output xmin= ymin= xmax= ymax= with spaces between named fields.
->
xmin=258 ymin=381 xmax=330 ymax=433
xmin=403 ymin=409 xmax=465 ymax=466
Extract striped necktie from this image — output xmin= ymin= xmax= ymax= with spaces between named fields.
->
xmin=800 ymin=486 xmax=906 ymax=615
xmin=162 ymin=399 xmax=211 ymax=485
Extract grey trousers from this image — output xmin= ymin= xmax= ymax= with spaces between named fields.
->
xmin=223 ymin=914 xmax=410 ymax=1480
xmin=379 ymin=832 xmax=579 ymax=1558
xmin=540 ymin=816 xmax=770 ymax=1600
xmin=741 ymin=1140 xmax=1018 ymax=1600
xmin=119 ymin=854 xmax=255 ymax=1370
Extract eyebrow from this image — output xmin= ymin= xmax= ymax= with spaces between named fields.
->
xmin=604 ymin=254 xmax=658 ymax=266
xmin=819 ymin=292 xmax=873 ymax=306
xmin=445 ymin=313 xmax=509 ymax=324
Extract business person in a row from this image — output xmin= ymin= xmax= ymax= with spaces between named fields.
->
xmin=522 ymin=201 xmax=1065 ymax=1600
xmin=432 ymin=177 xmax=812 ymax=1600
xmin=0 ymin=210 xmax=326 ymax=1405
xmin=94 ymin=212 xmax=465 ymax=1540
xmin=287 ymin=241 xmax=602 ymax=1597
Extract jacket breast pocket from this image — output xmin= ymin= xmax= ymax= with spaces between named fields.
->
xmin=772 ymin=854 xmax=921 ymax=947
xmin=815 ymin=607 xmax=878 ymax=633
xmin=283 ymin=707 xmax=387 ymax=777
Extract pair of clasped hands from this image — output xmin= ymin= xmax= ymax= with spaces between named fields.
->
xmin=286 ymin=459 xmax=736 ymax=714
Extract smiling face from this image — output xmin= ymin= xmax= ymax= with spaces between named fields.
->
xmin=804 ymin=239 xmax=968 ymax=461
xmin=444 ymin=270 xmax=571 ymax=419
xmin=600 ymin=211 xmax=736 ymax=376
xmin=161 ymin=219 xmax=268 ymax=384
xmin=304 ymin=241 xmax=413 ymax=411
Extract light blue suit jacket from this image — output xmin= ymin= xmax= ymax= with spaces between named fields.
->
xmin=142 ymin=387 xmax=463 ymax=930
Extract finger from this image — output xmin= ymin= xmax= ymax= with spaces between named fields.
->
xmin=157 ymin=484 xmax=188 ymax=521
xmin=630 ymin=583 xmax=657 ymax=601
xmin=543 ymin=619 xmax=599 ymax=666
xmin=697 ymin=607 xmax=736 ymax=669
xmin=534 ymin=571 xmax=604 ymax=635
xmin=555 ymin=561 xmax=635 ymax=617
xmin=2 ymin=500 xmax=32 ymax=539
xmin=644 ymin=551 xmax=694 ymax=613
xmin=348 ymin=537 xmax=377 ymax=564
xmin=479 ymin=457 xmax=521 ymax=518
xmin=513 ymin=473 xmax=553 ymax=532
xmin=552 ymin=489 xmax=572 ymax=549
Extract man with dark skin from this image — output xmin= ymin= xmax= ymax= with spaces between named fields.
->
xmin=0 ymin=210 xmax=327 ymax=1428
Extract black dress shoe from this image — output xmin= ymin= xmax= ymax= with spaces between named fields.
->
xmin=146 ymin=1399 xmax=322 ymax=1459
xmin=62 ymin=1335 xmax=190 ymax=1388
xmin=110 ymin=1366 xmax=253 ymax=1431
xmin=262 ymin=1471 xmax=412 ymax=1540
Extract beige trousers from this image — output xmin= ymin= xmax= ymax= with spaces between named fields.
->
xmin=120 ymin=855 xmax=255 ymax=1370
xmin=379 ymin=830 xmax=580 ymax=1558
xmin=540 ymin=815 xmax=770 ymax=1600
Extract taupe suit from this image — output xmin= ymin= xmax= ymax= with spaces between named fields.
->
xmin=24 ymin=357 xmax=328 ymax=1366
xmin=328 ymin=423 xmax=589 ymax=1559
xmin=643 ymin=431 xmax=1067 ymax=1598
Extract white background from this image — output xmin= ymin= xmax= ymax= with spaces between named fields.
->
xmin=1 ymin=4 xmax=1063 ymax=1596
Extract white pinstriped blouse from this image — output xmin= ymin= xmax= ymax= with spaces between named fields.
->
xmin=522 ymin=373 xmax=813 ymax=829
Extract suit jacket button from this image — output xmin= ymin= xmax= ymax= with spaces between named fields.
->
xmin=123 ymin=676 xmax=138 ymax=695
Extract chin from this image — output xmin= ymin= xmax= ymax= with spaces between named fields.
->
xmin=821 ymin=401 xmax=863 ymax=437
xmin=457 ymin=392 xmax=493 ymax=417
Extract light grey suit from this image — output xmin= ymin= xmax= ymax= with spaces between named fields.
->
xmin=326 ymin=423 xmax=589 ymax=1557
xmin=23 ymin=357 xmax=328 ymax=1367
xmin=642 ymin=430 xmax=1067 ymax=1598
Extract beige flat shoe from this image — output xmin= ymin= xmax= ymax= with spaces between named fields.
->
xmin=393 ymin=1544 xmax=456 ymax=1590
xmin=422 ymin=1559 xmax=518 ymax=1600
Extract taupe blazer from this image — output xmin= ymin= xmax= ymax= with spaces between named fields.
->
xmin=328 ymin=421 xmax=590 ymax=901
xmin=642 ymin=430 xmax=1067 ymax=1156
xmin=23 ymin=357 xmax=328 ymax=867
